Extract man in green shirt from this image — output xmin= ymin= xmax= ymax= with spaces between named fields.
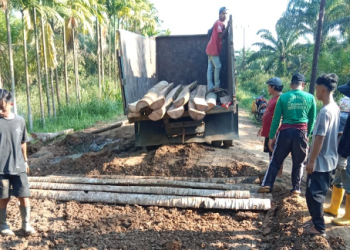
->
xmin=259 ymin=73 xmax=317 ymax=194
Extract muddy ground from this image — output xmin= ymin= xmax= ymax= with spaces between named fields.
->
xmin=0 ymin=111 xmax=347 ymax=249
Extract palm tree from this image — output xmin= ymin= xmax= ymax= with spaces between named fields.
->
xmin=247 ymin=27 xmax=302 ymax=77
xmin=2 ymin=0 xmax=18 ymax=114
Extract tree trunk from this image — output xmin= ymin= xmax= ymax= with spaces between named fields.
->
xmin=28 ymin=176 xmax=260 ymax=192
xmin=167 ymin=104 xmax=184 ymax=119
xmin=29 ymin=182 xmax=255 ymax=199
xmin=189 ymin=87 xmax=206 ymax=121
xmin=206 ymin=92 xmax=217 ymax=110
xmin=72 ymin=27 xmax=80 ymax=103
xmin=114 ymin=15 xmax=117 ymax=89
xmin=40 ymin=12 xmax=51 ymax=117
xmin=5 ymin=7 xmax=17 ymax=114
xmin=194 ymin=85 xmax=208 ymax=111
xmin=50 ymin=69 xmax=56 ymax=118
xmin=173 ymin=81 xmax=198 ymax=107
xmin=108 ymin=19 xmax=111 ymax=80
xmin=100 ymin=24 xmax=105 ymax=90
xmin=136 ymin=81 xmax=169 ymax=111
xmin=62 ymin=25 xmax=69 ymax=105
xmin=22 ymin=10 xmax=33 ymax=132
xmin=55 ymin=68 xmax=61 ymax=108
xmin=30 ymin=190 xmax=271 ymax=210
xmin=96 ymin=20 xmax=102 ymax=98
xmin=309 ymin=0 xmax=326 ymax=94
xmin=148 ymin=85 xmax=182 ymax=121
xmin=149 ymin=82 xmax=174 ymax=110
xmin=33 ymin=8 xmax=45 ymax=126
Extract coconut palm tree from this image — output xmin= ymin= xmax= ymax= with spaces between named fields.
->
xmin=247 ymin=27 xmax=303 ymax=77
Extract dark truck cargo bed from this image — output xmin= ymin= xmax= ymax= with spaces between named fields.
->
xmin=117 ymin=28 xmax=238 ymax=147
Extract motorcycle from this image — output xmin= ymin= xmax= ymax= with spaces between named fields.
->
xmin=251 ymin=94 xmax=268 ymax=122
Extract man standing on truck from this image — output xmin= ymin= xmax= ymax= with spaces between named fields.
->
xmin=257 ymin=77 xmax=284 ymax=182
xmin=206 ymin=7 xmax=230 ymax=91
xmin=258 ymin=73 xmax=317 ymax=194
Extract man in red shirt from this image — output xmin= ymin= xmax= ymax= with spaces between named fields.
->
xmin=206 ymin=7 xmax=230 ymax=91
xmin=258 ymin=77 xmax=284 ymax=180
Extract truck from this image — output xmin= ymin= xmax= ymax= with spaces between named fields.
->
xmin=116 ymin=22 xmax=238 ymax=148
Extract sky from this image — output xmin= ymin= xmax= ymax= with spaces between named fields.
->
xmin=149 ymin=0 xmax=289 ymax=51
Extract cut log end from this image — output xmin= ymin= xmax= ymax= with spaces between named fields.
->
xmin=149 ymin=97 xmax=165 ymax=110
xmin=167 ymin=105 xmax=184 ymax=119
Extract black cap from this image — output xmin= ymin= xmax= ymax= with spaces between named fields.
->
xmin=266 ymin=77 xmax=283 ymax=86
xmin=219 ymin=7 xmax=228 ymax=14
xmin=338 ymin=80 xmax=350 ymax=98
xmin=291 ymin=73 xmax=305 ymax=83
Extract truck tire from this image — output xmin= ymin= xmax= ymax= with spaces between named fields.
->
xmin=223 ymin=140 xmax=233 ymax=148
xmin=211 ymin=141 xmax=222 ymax=147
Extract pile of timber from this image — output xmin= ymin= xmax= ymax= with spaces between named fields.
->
xmin=28 ymin=175 xmax=271 ymax=210
xmin=128 ymin=81 xmax=218 ymax=121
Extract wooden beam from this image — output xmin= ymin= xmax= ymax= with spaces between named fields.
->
xmin=136 ymin=81 xmax=169 ymax=112
xmin=194 ymin=85 xmax=208 ymax=111
xmin=173 ymin=81 xmax=198 ymax=107
xmin=206 ymin=92 xmax=217 ymax=110
xmin=189 ymin=87 xmax=206 ymax=121
xmin=149 ymin=83 xmax=174 ymax=110
xmin=167 ymin=104 xmax=184 ymax=119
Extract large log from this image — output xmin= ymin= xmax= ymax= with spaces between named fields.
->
xmin=166 ymin=104 xmax=184 ymax=119
xmin=194 ymin=85 xmax=208 ymax=111
xmin=188 ymin=87 xmax=206 ymax=121
xmin=30 ymin=190 xmax=271 ymax=210
xmin=128 ymin=101 xmax=138 ymax=113
xmin=148 ymin=85 xmax=183 ymax=121
xmin=90 ymin=122 xmax=123 ymax=134
xmin=28 ymin=176 xmax=260 ymax=192
xmin=31 ymin=129 xmax=74 ymax=142
xmin=149 ymin=83 xmax=174 ymax=110
xmin=206 ymin=92 xmax=217 ymax=110
xmin=47 ymin=175 xmax=260 ymax=184
xmin=29 ymin=182 xmax=252 ymax=198
xmin=136 ymin=81 xmax=169 ymax=112
xmin=173 ymin=81 xmax=198 ymax=108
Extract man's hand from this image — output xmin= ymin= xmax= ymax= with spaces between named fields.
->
xmin=257 ymin=128 xmax=262 ymax=137
xmin=268 ymin=138 xmax=276 ymax=152
xmin=25 ymin=162 xmax=30 ymax=174
xmin=306 ymin=161 xmax=315 ymax=175
xmin=337 ymin=156 xmax=348 ymax=170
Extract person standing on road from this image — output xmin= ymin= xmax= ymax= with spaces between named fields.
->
xmin=0 ymin=89 xmax=35 ymax=236
xmin=206 ymin=7 xmax=230 ymax=91
xmin=258 ymin=73 xmax=316 ymax=194
xmin=325 ymin=80 xmax=350 ymax=226
xmin=324 ymin=94 xmax=350 ymax=218
xmin=302 ymin=74 xmax=340 ymax=237
xmin=257 ymin=77 xmax=284 ymax=181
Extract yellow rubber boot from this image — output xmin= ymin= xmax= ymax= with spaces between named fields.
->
xmin=324 ymin=186 xmax=345 ymax=217
xmin=332 ymin=194 xmax=350 ymax=226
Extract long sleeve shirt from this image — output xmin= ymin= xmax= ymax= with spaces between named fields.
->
xmin=269 ymin=89 xmax=317 ymax=139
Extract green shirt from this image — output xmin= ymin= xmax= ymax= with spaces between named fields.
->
xmin=269 ymin=89 xmax=316 ymax=139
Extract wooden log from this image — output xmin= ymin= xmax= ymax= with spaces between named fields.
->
xmin=128 ymin=101 xmax=138 ymax=113
xmin=90 ymin=122 xmax=123 ymax=134
xmin=31 ymin=129 xmax=74 ymax=142
xmin=149 ymin=83 xmax=174 ymax=110
xmin=30 ymin=190 xmax=271 ymax=210
xmin=136 ymin=81 xmax=169 ymax=112
xmin=194 ymin=85 xmax=208 ymax=111
xmin=166 ymin=104 xmax=184 ymax=119
xmin=173 ymin=81 xmax=198 ymax=108
xmin=188 ymin=87 xmax=206 ymax=121
xmin=29 ymin=182 xmax=252 ymax=198
xmin=47 ymin=175 xmax=260 ymax=184
xmin=28 ymin=176 xmax=260 ymax=192
xmin=206 ymin=92 xmax=217 ymax=110
xmin=148 ymin=85 xmax=183 ymax=121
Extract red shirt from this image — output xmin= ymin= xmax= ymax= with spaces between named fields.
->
xmin=206 ymin=20 xmax=224 ymax=56
xmin=261 ymin=96 xmax=279 ymax=138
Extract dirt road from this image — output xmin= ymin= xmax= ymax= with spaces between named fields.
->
xmin=0 ymin=110 xmax=347 ymax=249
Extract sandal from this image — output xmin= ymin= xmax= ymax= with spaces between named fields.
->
xmin=302 ymin=220 xmax=313 ymax=228
xmin=303 ymin=226 xmax=326 ymax=237
xmin=258 ymin=186 xmax=270 ymax=193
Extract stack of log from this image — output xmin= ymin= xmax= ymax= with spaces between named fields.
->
xmin=28 ymin=175 xmax=271 ymax=210
xmin=128 ymin=81 xmax=218 ymax=121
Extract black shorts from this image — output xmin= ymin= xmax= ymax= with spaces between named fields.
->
xmin=263 ymin=137 xmax=273 ymax=157
xmin=0 ymin=173 xmax=30 ymax=199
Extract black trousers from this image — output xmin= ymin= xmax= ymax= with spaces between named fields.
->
xmin=305 ymin=171 xmax=332 ymax=234
xmin=262 ymin=128 xmax=308 ymax=191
